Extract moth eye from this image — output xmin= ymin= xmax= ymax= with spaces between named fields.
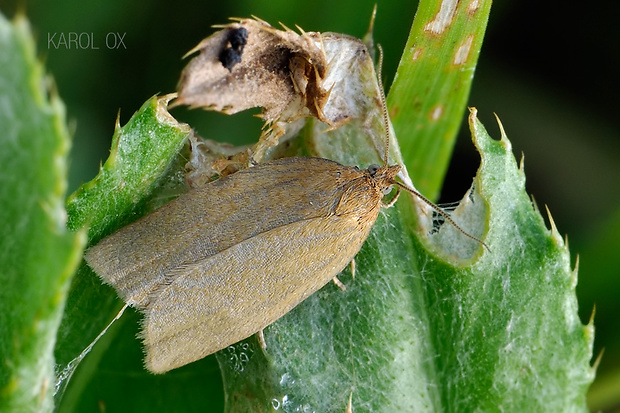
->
xmin=367 ymin=164 xmax=380 ymax=176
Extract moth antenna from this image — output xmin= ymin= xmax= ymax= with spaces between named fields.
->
xmin=376 ymin=45 xmax=486 ymax=251
xmin=395 ymin=181 xmax=491 ymax=252
xmin=376 ymin=44 xmax=390 ymax=167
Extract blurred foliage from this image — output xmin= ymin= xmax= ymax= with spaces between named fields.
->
xmin=0 ymin=0 xmax=617 ymax=410
xmin=0 ymin=13 xmax=86 ymax=412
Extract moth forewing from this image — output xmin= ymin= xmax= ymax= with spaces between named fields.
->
xmin=143 ymin=210 xmax=377 ymax=373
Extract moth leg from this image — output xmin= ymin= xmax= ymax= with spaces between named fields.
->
xmin=332 ymin=276 xmax=346 ymax=291
xmin=252 ymin=122 xmax=285 ymax=164
xmin=350 ymin=258 xmax=356 ymax=279
xmin=382 ymin=187 xmax=401 ymax=208
xmin=257 ymin=329 xmax=267 ymax=351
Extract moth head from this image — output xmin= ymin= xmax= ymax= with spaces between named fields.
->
xmin=366 ymin=164 xmax=401 ymax=195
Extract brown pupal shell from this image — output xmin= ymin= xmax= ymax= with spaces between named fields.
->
xmin=85 ymin=157 xmax=400 ymax=373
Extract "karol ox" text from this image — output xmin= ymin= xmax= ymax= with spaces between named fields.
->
xmin=47 ymin=32 xmax=126 ymax=50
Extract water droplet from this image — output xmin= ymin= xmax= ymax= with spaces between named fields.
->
xmin=225 ymin=342 xmax=254 ymax=372
xmin=279 ymin=372 xmax=295 ymax=386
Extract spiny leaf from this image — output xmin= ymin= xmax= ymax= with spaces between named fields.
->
xmin=415 ymin=109 xmax=594 ymax=411
xmin=65 ymin=95 xmax=192 ymax=241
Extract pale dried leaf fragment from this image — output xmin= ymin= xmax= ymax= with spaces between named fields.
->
xmin=175 ymin=18 xmax=330 ymax=126
xmin=184 ymin=131 xmax=250 ymax=187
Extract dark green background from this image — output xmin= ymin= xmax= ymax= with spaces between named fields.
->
xmin=1 ymin=0 xmax=617 ymax=410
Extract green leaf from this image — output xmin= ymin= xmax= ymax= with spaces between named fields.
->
xmin=0 ymin=13 xmax=86 ymax=412
xmin=425 ymin=110 xmax=594 ymax=410
xmin=387 ymin=0 xmax=492 ymax=201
